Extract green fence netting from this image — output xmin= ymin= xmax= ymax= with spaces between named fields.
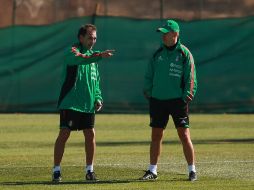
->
xmin=0 ymin=16 xmax=253 ymax=113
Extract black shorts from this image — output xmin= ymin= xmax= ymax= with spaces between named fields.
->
xmin=149 ymin=97 xmax=189 ymax=129
xmin=60 ymin=109 xmax=95 ymax=131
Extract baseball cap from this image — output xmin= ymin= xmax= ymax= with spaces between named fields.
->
xmin=157 ymin=19 xmax=180 ymax=33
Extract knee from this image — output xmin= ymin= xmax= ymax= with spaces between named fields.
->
xmin=151 ymin=130 xmax=163 ymax=142
xmin=179 ymin=132 xmax=191 ymax=144
xmin=84 ymin=129 xmax=95 ymax=141
xmin=57 ymin=130 xmax=70 ymax=142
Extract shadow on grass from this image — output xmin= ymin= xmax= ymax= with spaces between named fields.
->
xmin=0 ymin=177 xmax=188 ymax=186
xmin=81 ymin=138 xmax=254 ymax=147
xmin=1 ymin=138 xmax=253 ymax=149
xmin=1 ymin=179 xmax=132 ymax=186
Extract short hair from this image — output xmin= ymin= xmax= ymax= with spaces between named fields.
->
xmin=77 ymin=24 xmax=97 ymax=39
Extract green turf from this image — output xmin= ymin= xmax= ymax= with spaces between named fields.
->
xmin=0 ymin=114 xmax=253 ymax=190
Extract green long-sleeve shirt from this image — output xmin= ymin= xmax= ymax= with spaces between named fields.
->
xmin=57 ymin=43 xmax=103 ymax=113
xmin=144 ymin=40 xmax=197 ymax=102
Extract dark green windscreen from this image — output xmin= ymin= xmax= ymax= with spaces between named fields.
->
xmin=0 ymin=16 xmax=253 ymax=113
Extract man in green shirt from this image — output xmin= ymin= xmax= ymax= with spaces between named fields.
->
xmin=52 ymin=24 xmax=114 ymax=182
xmin=140 ymin=20 xmax=198 ymax=181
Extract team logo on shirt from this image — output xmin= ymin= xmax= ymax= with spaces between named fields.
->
xmin=158 ymin=56 xmax=163 ymax=62
xmin=169 ymin=63 xmax=182 ymax=78
xmin=175 ymin=55 xmax=180 ymax=62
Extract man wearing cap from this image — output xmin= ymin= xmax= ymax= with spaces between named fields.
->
xmin=141 ymin=19 xmax=197 ymax=181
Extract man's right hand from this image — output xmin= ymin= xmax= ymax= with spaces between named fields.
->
xmin=100 ymin=50 xmax=115 ymax=58
xmin=143 ymin=91 xmax=151 ymax=100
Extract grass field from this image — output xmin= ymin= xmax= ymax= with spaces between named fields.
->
xmin=0 ymin=114 xmax=253 ymax=190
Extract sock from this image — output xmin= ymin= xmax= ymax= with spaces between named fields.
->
xmin=53 ymin=165 xmax=61 ymax=172
xmin=149 ymin=164 xmax=157 ymax=175
xmin=86 ymin=164 xmax=94 ymax=173
xmin=188 ymin=165 xmax=196 ymax=173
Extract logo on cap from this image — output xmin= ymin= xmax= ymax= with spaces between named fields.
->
xmin=157 ymin=19 xmax=180 ymax=33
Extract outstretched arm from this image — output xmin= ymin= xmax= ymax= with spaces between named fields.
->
xmin=100 ymin=50 xmax=115 ymax=58
xmin=66 ymin=47 xmax=115 ymax=65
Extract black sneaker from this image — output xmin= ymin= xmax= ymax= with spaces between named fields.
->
xmin=189 ymin=171 xmax=197 ymax=181
xmin=52 ymin=171 xmax=62 ymax=182
xmin=139 ymin=170 xmax=158 ymax=180
xmin=86 ymin=170 xmax=97 ymax=181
